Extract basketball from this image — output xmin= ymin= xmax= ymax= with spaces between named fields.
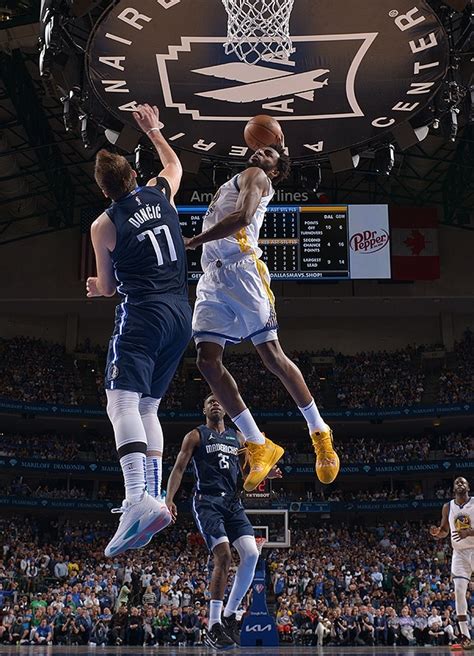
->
xmin=244 ymin=115 xmax=283 ymax=151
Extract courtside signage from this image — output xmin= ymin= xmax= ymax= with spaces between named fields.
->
xmin=87 ymin=0 xmax=448 ymax=159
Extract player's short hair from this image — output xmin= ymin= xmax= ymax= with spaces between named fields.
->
xmin=271 ymin=143 xmax=291 ymax=185
xmin=203 ymin=392 xmax=215 ymax=405
xmin=94 ymin=149 xmax=135 ymax=200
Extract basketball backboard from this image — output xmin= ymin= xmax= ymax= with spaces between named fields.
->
xmin=246 ymin=509 xmax=290 ymax=548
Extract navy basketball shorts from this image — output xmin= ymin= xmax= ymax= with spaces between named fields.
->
xmin=191 ymin=493 xmax=255 ymax=551
xmin=105 ymin=295 xmax=192 ymax=398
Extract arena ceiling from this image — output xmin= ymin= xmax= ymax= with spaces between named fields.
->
xmin=0 ymin=0 xmax=472 ymax=245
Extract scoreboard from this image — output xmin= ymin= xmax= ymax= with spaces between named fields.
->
xmin=178 ymin=204 xmax=391 ymax=281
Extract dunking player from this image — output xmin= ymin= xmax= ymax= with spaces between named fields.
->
xmin=185 ymin=144 xmax=339 ymax=490
xmin=165 ymin=394 xmax=281 ymax=649
xmin=87 ymin=104 xmax=192 ymax=557
xmin=431 ymin=477 xmax=474 ymax=650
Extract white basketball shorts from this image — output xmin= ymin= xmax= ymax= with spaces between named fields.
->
xmin=192 ymin=254 xmax=278 ymax=348
xmin=452 ymin=549 xmax=474 ymax=580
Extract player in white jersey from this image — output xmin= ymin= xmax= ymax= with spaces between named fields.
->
xmin=431 ymin=477 xmax=474 ymax=650
xmin=185 ymin=144 xmax=339 ymax=492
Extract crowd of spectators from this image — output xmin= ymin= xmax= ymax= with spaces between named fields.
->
xmin=332 ymin=346 xmax=426 ymax=409
xmin=1 ymin=333 xmax=472 ymax=410
xmin=438 ymin=330 xmax=474 ymax=404
xmin=1 ymin=429 xmax=472 ymax=466
xmin=0 ymin=338 xmax=84 ymax=406
xmin=0 ymin=515 xmax=473 ymax=647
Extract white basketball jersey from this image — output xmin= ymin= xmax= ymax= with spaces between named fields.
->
xmin=200 ymin=174 xmax=274 ymax=271
xmin=449 ymin=498 xmax=474 ymax=550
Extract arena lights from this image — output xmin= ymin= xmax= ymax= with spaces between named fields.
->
xmin=374 ymin=144 xmax=395 ymax=176
xmin=300 ymin=163 xmax=322 ymax=193
xmin=134 ymin=145 xmax=156 ymax=184
xmin=79 ymin=114 xmax=98 ymax=150
xmin=328 ymin=149 xmax=360 ymax=174
xmin=104 ymin=124 xmax=141 ymax=153
xmin=392 ymin=122 xmax=430 ymax=151
xmin=39 ymin=0 xmax=65 ymax=78
xmin=61 ymin=88 xmax=81 ymax=133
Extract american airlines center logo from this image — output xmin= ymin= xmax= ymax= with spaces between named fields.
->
xmin=86 ymin=0 xmax=449 ymax=159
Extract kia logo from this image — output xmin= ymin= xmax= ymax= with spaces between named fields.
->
xmin=350 ymin=229 xmax=390 ymax=254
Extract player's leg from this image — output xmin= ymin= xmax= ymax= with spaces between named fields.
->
xmin=103 ymin=304 xmax=173 ymax=557
xmin=221 ymin=502 xmax=259 ymax=643
xmin=139 ymin=396 xmax=163 ymax=499
xmin=146 ymin=298 xmax=192 ymax=500
xmin=254 ymin=337 xmax=339 ymax=485
xmin=191 ymin=496 xmax=235 ymax=649
xmin=454 ymin=576 xmax=471 ymax=642
xmin=223 ymin=535 xmax=259 ymax=643
xmin=106 ymin=388 xmax=147 ymax=504
xmin=197 ymin=340 xmax=284 ymax=491
xmin=451 ymin=550 xmax=473 ymax=648
xmin=105 ymin=389 xmax=169 ymax=557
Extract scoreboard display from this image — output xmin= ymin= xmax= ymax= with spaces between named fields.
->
xmin=178 ymin=204 xmax=391 ymax=281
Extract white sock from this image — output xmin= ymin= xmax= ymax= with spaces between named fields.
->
xmin=209 ymin=599 xmax=223 ymax=629
xmin=224 ymin=536 xmax=259 ymax=617
xmin=139 ymin=397 xmax=164 ymax=499
xmin=146 ymin=456 xmax=162 ymax=499
xmin=231 ymin=408 xmax=264 ymax=444
xmin=459 ymin=620 xmax=470 ymax=638
xmin=298 ymin=398 xmax=326 ymax=433
xmin=119 ymin=453 xmax=146 ymax=503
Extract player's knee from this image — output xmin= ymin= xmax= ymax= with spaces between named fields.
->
xmin=138 ymin=396 xmax=161 ymax=417
xmin=241 ymin=544 xmax=259 ymax=568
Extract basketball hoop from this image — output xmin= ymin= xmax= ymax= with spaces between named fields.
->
xmin=222 ymin=0 xmax=295 ymax=65
xmin=255 ymin=536 xmax=268 ymax=554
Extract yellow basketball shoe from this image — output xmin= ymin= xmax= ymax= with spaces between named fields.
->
xmin=243 ymin=436 xmax=284 ymax=492
xmin=311 ymin=424 xmax=340 ymax=484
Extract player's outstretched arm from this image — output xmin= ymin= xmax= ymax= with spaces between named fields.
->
xmin=133 ymin=103 xmax=182 ymax=201
xmin=165 ymin=429 xmax=200 ymax=521
xmin=184 ymin=167 xmax=269 ymax=250
xmin=86 ymin=213 xmax=117 ymax=298
xmin=430 ymin=502 xmax=450 ymax=539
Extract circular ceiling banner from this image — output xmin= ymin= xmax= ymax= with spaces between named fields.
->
xmin=86 ymin=0 xmax=449 ymax=159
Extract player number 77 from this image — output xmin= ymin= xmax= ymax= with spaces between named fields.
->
xmin=137 ymin=225 xmax=178 ymax=265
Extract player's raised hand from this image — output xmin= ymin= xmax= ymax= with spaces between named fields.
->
xmin=86 ymin=277 xmax=102 ymax=297
xmin=165 ymin=498 xmax=177 ymax=522
xmin=133 ymin=103 xmax=164 ymax=134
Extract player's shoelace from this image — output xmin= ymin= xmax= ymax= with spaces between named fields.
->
xmin=247 ymin=443 xmax=267 ymax=470
xmin=312 ymin=429 xmax=336 ymax=460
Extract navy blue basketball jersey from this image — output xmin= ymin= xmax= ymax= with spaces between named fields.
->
xmin=105 ymin=180 xmax=187 ymax=299
xmin=192 ymin=425 xmax=241 ymax=496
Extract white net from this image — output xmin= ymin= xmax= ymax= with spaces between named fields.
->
xmin=222 ymin=0 xmax=295 ymax=65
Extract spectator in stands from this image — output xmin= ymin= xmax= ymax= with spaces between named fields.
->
xmin=32 ymin=618 xmax=52 ymax=645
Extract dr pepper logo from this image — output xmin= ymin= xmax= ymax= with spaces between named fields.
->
xmin=350 ymin=229 xmax=390 ymax=253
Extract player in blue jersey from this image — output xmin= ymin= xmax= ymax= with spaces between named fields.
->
xmin=166 ymin=394 xmax=281 ymax=649
xmin=87 ymin=104 xmax=192 ymax=557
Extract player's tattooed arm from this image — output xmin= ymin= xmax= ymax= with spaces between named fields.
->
xmin=430 ymin=502 xmax=450 ymax=540
xmin=86 ymin=213 xmax=117 ymax=298
xmin=166 ymin=429 xmax=200 ymax=521
xmin=184 ymin=167 xmax=269 ymax=250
